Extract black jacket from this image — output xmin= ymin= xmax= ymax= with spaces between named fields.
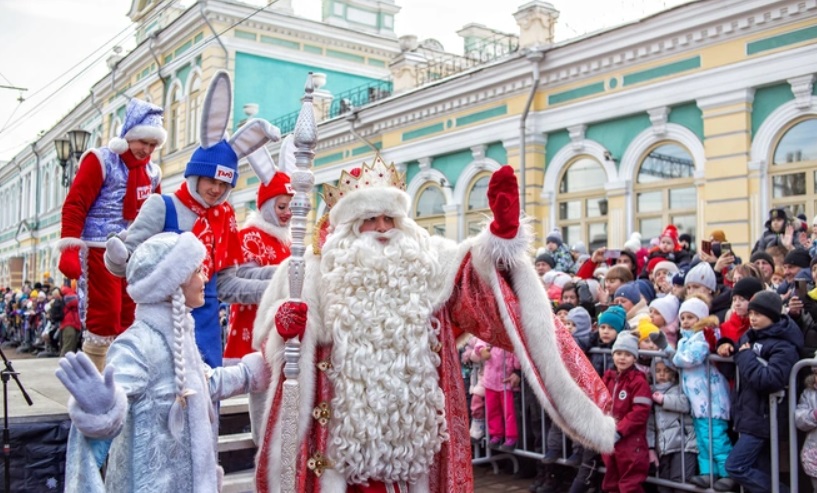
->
xmin=729 ymin=315 xmax=802 ymax=438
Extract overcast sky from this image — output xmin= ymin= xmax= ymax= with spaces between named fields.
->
xmin=0 ymin=0 xmax=692 ymax=162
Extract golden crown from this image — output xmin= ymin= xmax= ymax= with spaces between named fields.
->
xmin=322 ymin=154 xmax=406 ymax=209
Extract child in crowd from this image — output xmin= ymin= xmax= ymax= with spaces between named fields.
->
xmin=554 ymin=302 xmax=575 ymax=325
xmin=643 ymin=225 xmax=691 ymax=271
xmin=545 ymin=229 xmax=575 ymax=274
xmin=653 ymin=261 xmax=680 ymax=296
xmin=601 ymin=332 xmax=652 ymax=493
xmin=634 ymin=317 xmax=661 ymax=372
xmin=473 ymin=338 xmax=520 ymax=448
xmin=648 ymin=358 xmax=698 ymax=493
xmin=461 ymin=336 xmax=486 ymax=440
xmin=567 ymin=305 xmax=628 ymax=493
xmin=796 ymin=369 xmax=817 ymax=493
xmin=649 ymin=294 xmax=680 ymax=348
xmin=671 ymin=297 xmax=733 ymax=490
xmin=716 ymin=277 xmax=765 ymax=366
xmin=725 ymin=291 xmax=801 ymax=493
xmin=614 ymin=282 xmax=649 ymax=330
xmin=542 ymin=307 xmax=592 ymax=466
xmin=57 ymin=232 xmax=271 ymax=491
xmin=771 ymin=266 xmax=785 ymax=291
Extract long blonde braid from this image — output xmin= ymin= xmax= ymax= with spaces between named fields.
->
xmin=167 ymin=288 xmax=197 ymax=442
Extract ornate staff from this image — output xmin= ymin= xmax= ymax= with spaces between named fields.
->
xmin=280 ymin=73 xmax=317 ymax=492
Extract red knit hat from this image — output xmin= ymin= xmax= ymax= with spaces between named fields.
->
xmin=257 ymin=172 xmax=293 ymax=209
xmin=660 ymin=225 xmax=680 ymax=250
xmin=646 ymin=256 xmax=665 ymax=275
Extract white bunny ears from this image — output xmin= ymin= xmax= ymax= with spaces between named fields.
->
xmin=184 ymin=70 xmax=281 ymax=186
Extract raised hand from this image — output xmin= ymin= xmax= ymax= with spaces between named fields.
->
xmin=105 ymin=235 xmax=129 ymax=268
xmin=55 ymin=352 xmax=117 ymax=415
xmin=487 ymin=165 xmax=520 ymax=239
xmin=275 ymin=300 xmax=308 ymax=340
xmin=58 ymin=247 xmax=82 ymax=280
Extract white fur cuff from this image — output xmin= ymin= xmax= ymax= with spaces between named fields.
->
xmin=68 ymin=386 xmax=128 ymax=439
xmin=56 ymin=237 xmax=87 ymax=253
xmin=473 ymin=220 xmax=532 ymax=270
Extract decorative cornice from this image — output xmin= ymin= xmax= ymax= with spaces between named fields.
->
xmin=648 ymin=106 xmax=670 ymax=136
xmin=788 ymin=74 xmax=815 ymax=110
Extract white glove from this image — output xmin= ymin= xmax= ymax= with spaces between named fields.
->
xmin=241 ymin=352 xmax=271 ymax=394
xmin=55 ymin=352 xmax=117 ymax=415
xmin=105 ymin=235 xmax=129 ymax=268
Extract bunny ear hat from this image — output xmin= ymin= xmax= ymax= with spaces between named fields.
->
xmin=184 ymin=70 xmax=281 ymax=187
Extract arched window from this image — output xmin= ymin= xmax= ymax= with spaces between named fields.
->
xmin=414 ymin=183 xmax=446 ymax=236
xmin=465 ymin=173 xmax=491 ymax=237
xmin=168 ymin=83 xmax=183 ymax=151
xmin=634 ymin=142 xmax=696 ymax=244
xmin=769 ymin=118 xmax=817 ymax=219
xmin=557 ymin=156 xmax=608 ymax=250
xmin=187 ymin=76 xmax=202 ymax=146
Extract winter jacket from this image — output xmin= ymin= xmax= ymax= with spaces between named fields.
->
xmin=551 ymin=244 xmax=576 ymax=274
xmin=718 ymin=311 xmax=750 ymax=349
xmin=473 ymin=339 xmax=520 ymax=392
xmin=795 ymin=375 xmax=817 ymax=478
xmin=603 ymin=366 xmax=652 ymax=441
xmin=61 ymin=293 xmax=81 ymax=331
xmin=752 ymin=228 xmax=785 ymax=254
xmin=49 ymin=298 xmax=65 ymax=325
xmin=647 ymin=381 xmax=697 ymax=457
xmin=729 ymin=315 xmax=802 ymax=438
xmin=671 ymin=318 xmax=731 ymax=420
xmin=626 ymin=299 xmax=651 ymax=331
xmin=588 ymin=331 xmax=615 ymax=377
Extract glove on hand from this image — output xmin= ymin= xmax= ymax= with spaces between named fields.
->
xmin=652 ymin=391 xmax=665 ymax=405
xmin=105 ymin=235 xmax=129 ymax=268
xmin=241 ymin=352 xmax=272 ymax=393
xmin=649 ymin=331 xmax=668 ymax=350
xmin=487 ymin=165 xmax=520 ymax=239
xmin=275 ymin=300 xmax=308 ymax=340
xmin=58 ymin=247 xmax=82 ymax=280
xmin=55 ymin=352 xmax=117 ymax=415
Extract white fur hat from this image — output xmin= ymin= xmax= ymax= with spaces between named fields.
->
xmin=126 ymin=232 xmax=206 ymax=304
xmin=329 ymin=186 xmax=411 ymax=227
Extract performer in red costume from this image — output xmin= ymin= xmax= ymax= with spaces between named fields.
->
xmin=253 ymin=156 xmax=616 ymax=493
xmin=224 ymin=171 xmax=293 ymax=360
xmin=57 ymin=98 xmax=165 ymax=371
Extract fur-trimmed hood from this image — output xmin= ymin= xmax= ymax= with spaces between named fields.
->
xmin=692 ymin=315 xmax=720 ymax=333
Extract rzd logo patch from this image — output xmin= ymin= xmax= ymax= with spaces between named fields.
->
xmin=137 ymin=185 xmax=151 ymax=200
xmin=618 ymin=390 xmax=628 ymax=400
xmin=215 ymin=165 xmax=235 ymax=183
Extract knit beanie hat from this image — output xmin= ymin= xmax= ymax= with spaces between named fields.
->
xmin=567 ymin=306 xmax=592 ymax=335
xmin=598 ymin=305 xmax=627 ymax=333
xmin=624 ymin=232 xmax=642 ymax=252
xmin=748 ymin=291 xmax=782 ymax=323
xmin=108 ymin=98 xmax=167 ymax=154
xmin=750 ymin=251 xmax=774 ymax=267
xmin=672 ymin=270 xmax=686 ymax=286
xmin=614 ymin=282 xmax=642 ymax=305
xmin=185 ymin=140 xmax=240 ymax=187
xmin=679 ymin=297 xmax=709 ymax=321
xmin=732 ymin=277 xmax=764 ymax=301
xmin=679 ymin=233 xmax=692 ymax=246
xmin=646 ymin=257 xmax=665 ymax=276
xmin=126 ymin=232 xmax=206 ymax=304
xmin=660 ymin=225 xmax=680 ymax=249
xmin=684 ymin=261 xmax=717 ymax=292
xmin=554 ymin=302 xmax=575 ymax=314
xmin=546 ymin=228 xmax=563 ymax=246
xmin=535 ymin=251 xmax=556 ymax=269
xmin=636 ymin=317 xmax=660 ymax=342
xmin=611 ymin=332 xmax=639 ymax=358
xmin=783 ymin=248 xmax=811 ymax=269
xmin=552 ymin=272 xmax=572 ymax=289
xmin=257 ymin=171 xmax=293 ymax=209
xmin=650 ymin=295 xmax=680 ymax=325
xmin=769 ymin=207 xmax=788 ymax=221
xmin=654 ymin=260 xmax=679 ymax=276
xmin=571 ymin=241 xmax=587 ymax=255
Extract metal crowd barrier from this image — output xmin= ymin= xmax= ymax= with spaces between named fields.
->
xmin=467 ymin=347 xmax=815 ymax=492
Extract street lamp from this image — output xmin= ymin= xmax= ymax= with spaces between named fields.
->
xmin=54 ymin=129 xmax=91 ymax=187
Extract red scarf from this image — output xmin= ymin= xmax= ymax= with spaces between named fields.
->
xmin=174 ymin=181 xmax=243 ymax=281
xmin=122 ymin=150 xmax=153 ymax=221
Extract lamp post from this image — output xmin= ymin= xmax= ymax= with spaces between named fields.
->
xmin=54 ymin=129 xmax=91 ymax=188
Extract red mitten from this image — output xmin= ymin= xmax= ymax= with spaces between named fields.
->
xmin=487 ymin=165 xmax=520 ymax=239
xmin=275 ymin=301 xmax=308 ymax=340
xmin=58 ymin=247 xmax=82 ymax=280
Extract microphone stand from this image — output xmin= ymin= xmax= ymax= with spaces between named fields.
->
xmin=0 ymin=346 xmax=33 ymax=493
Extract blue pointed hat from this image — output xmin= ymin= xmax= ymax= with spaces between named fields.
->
xmin=109 ymin=98 xmax=167 ymax=154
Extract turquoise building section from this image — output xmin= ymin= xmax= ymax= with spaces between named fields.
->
xmin=431 ymin=149 xmax=474 ymax=186
xmin=233 ymin=52 xmax=383 ymax=130
xmin=586 ymin=113 xmax=651 ymax=164
xmin=485 ymin=142 xmax=507 ymax=165
xmin=545 ymin=130 xmax=570 ymax=169
xmin=751 ymin=83 xmax=794 ymax=137
xmin=669 ymin=102 xmax=704 ymax=141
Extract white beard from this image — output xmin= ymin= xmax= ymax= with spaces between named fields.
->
xmin=321 ymin=223 xmax=449 ymax=485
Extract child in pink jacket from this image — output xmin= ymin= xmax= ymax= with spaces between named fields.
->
xmin=473 ymin=338 xmax=521 ymax=448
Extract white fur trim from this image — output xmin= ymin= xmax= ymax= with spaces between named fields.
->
xmin=108 ymin=137 xmax=129 ymax=154
xmin=126 ymin=232 xmax=206 ymax=303
xmin=67 ymin=386 xmax=128 ymax=439
xmin=56 ymin=237 xmax=87 ymax=253
xmin=411 ymin=472 xmax=430 ymax=493
xmin=122 ymin=124 xmax=167 ymax=148
xmin=320 ymin=470 xmax=348 ymax=492
xmin=244 ymin=211 xmax=291 ymax=245
xmin=472 ymin=218 xmax=532 ymax=270
xmin=329 ymin=188 xmax=410 ymax=226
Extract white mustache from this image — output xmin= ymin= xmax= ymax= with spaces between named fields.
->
xmin=359 ymin=229 xmax=401 ymax=243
